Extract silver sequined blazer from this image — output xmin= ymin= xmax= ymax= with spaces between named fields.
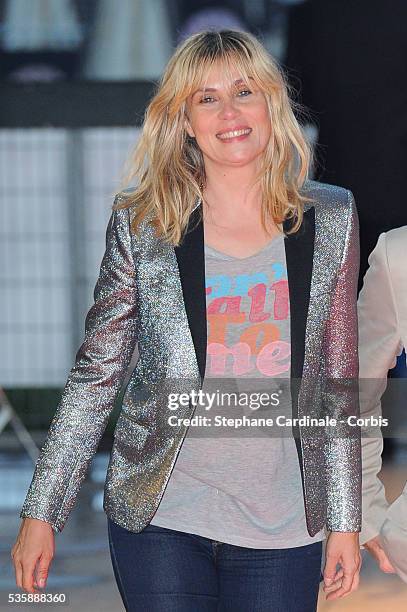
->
xmin=20 ymin=179 xmax=362 ymax=536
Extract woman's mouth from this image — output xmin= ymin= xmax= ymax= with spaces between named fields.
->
xmin=216 ymin=127 xmax=252 ymax=142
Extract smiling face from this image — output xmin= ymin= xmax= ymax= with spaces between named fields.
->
xmin=184 ymin=61 xmax=272 ymax=170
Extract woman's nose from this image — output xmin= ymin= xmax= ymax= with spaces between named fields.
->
xmin=218 ymin=98 xmax=240 ymax=119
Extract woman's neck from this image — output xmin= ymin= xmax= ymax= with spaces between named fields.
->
xmin=201 ymin=159 xmax=264 ymax=222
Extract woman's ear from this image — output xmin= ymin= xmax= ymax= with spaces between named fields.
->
xmin=184 ymin=115 xmax=195 ymax=139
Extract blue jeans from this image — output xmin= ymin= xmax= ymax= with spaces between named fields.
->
xmin=107 ymin=517 xmax=323 ymax=612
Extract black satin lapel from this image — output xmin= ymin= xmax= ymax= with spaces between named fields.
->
xmin=284 ymin=207 xmax=315 ymax=382
xmin=284 ymin=206 xmax=315 ymax=488
xmin=174 ymin=204 xmax=207 ymax=382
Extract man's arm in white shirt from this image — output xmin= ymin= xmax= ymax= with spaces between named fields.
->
xmin=358 ymin=232 xmax=403 ymax=546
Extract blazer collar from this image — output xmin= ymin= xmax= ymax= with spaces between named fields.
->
xmin=174 ymin=202 xmax=207 ymax=382
xmin=174 ymin=200 xmax=315 ymax=384
xmin=283 ymin=207 xmax=315 ymax=380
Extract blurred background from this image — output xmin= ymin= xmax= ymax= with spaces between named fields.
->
xmin=0 ymin=1 xmax=406 ymax=610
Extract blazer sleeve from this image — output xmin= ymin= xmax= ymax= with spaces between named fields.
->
xmin=357 ymin=232 xmax=402 ymax=545
xmin=323 ymin=190 xmax=362 ymax=532
xmin=20 ymin=203 xmax=138 ymax=532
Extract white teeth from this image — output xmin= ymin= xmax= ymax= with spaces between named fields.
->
xmin=217 ymin=128 xmax=251 ymax=139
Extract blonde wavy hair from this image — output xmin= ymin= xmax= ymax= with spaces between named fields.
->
xmin=114 ymin=29 xmax=313 ymax=244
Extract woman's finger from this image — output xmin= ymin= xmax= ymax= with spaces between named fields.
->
xmin=323 ymin=577 xmax=344 ymax=594
xmin=21 ymin=560 xmax=38 ymax=594
xmin=323 ymin=553 xmax=340 ymax=587
xmin=322 ymin=568 xmax=344 ymax=593
xmin=349 ymin=567 xmax=360 ymax=593
xmin=13 ymin=559 xmax=23 ymax=590
xmin=35 ymin=553 xmax=53 ymax=589
xmin=326 ymin=562 xmax=359 ymax=600
xmin=331 ymin=567 xmax=344 ymax=583
xmin=349 ymin=555 xmax=362 ymax=593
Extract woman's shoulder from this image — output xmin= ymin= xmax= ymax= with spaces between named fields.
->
xmin=113 ymin=187 xmax=137 ymax=210
xmin=112 ymin=188 xmax=149 ymax=226
xmin=301 ymin=179 xmax=353 ymax=212
xmin=301 ymin=180 xmax=358 ymax=253
xmin=112 ymin=188 xmax=160 ymax=246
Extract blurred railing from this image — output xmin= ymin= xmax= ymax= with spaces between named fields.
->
xmin=0 ymin=82 xmax=149 ymax=430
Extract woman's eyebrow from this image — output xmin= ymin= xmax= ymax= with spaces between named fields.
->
xmin=192 ymin=77 xmax=254 ymax=96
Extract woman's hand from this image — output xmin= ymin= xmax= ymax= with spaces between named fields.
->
xmin=322 ymin=531 xmax=361 ymax=600
xmin=11 ymin=518 xmax=55 ymax=593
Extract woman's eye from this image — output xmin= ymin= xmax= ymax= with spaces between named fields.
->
xmin=199 ymin=90 xmax=252 ymax=104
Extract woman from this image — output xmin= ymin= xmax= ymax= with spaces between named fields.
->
xmin=12 ymin=30 xmax=362 ymax=611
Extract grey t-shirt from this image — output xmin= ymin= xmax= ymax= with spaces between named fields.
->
xmin=150 ymin=234 xmax=325 ymax=548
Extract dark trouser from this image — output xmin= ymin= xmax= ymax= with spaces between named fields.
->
xmin=107 ymin=517 xmax=322 ymax=612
